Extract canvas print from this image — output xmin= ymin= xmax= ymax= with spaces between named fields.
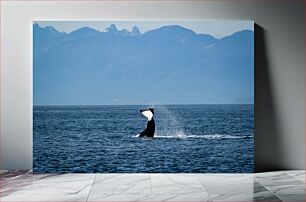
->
xmin=33 ymin=21 xmax=254 ymax=173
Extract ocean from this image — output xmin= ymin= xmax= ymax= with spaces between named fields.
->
xmin=33 ymin=104 xmax=254 ymax=173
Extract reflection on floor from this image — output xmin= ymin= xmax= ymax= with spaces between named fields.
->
xmin=0 ymin=170 xmax=305 ymax=202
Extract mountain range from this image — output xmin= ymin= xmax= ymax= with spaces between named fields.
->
xmin=33 ymin=23 xmax=254 ymax=105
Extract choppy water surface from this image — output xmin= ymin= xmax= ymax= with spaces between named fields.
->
xmin=33 ymin=105 xmax=254 ymax=173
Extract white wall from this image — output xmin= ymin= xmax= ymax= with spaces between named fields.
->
xmin=1 ymin=0 xmax=304 ymax=171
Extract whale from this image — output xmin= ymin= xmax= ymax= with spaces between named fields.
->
xmin=138 ymin=108 xmax=155 ymax=138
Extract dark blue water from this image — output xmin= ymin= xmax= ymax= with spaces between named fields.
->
xmin=33 ymin=105 xmax=254 ymax=173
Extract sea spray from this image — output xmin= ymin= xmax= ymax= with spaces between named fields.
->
xmin=154 ymin=105 xmax=186 ymax=138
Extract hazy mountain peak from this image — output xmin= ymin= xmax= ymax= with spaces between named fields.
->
xmin=144 ymin=25 xmax=197 ymax=39
xmin=33 ymin=24 xmax=62 ymax=35
xmin=74 ymin=26 xmax=98 ymax=32
xmin=198 ymin=33 xmax=217 ymax=40
xmin=33 ymin=23 xmax=44 ymax=33
xmin=222 ymin=29 xmax=253 ymax=40
xmin=119 ymin=28 xmax=129 ymax=36
xmin=106 ymin=24 xmax=118 ymax=33
xmin=130 ymin=26 xmax=141 ymax=36
xmin=33 ymin=23 xmax=40 ymax=29
xmin=159 ymin=25 xmax=196 ymax=34
xmin=68 ymin=27 xmax=100 ymax=39
xmin=45 ymin=26 xmax=60 ymax=33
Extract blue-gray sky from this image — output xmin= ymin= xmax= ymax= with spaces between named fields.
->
xmin=35 ymin=21 xmax=253 ymax=39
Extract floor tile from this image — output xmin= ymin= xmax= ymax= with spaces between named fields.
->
xmin=1 ymin=173 xmax=96 ymax=196
xmin=1 ymin=170 xmax=306 ymax=202
xmin=0 ymin=194 xmax=88 ymax=202
xmin=90 ymin=174 xmax=151 ymax=195
xmin=256 ymin=173 xmax=305 ymax=195
xmin=211 ymin=193 xmax=282 ymax=202
xmin=1 ymin=172 xmax=53 ymax=196
xmin=150 ymin=174 xmax=207 ymax=195
xmin=0 ymin=170 xmax=8 ymax=174
xmin=210 ymin=194 xmax=253 ymax=201
xmin=253 ymin=194 xmax=282 ymax=202
xmin=197 ymin=174 xmax=254 ymax=195
xmin=275 ymin=194 xmax=306 ymax=202
xmin=88 ymin=194 xmax=211 ymax=202
xmin=286 ymin=170 xmax=306 ymax=183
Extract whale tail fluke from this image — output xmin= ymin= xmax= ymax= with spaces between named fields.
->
xmin=139 ymin=108 xmax=155 ymax=138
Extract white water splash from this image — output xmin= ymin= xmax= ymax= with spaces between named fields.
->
xmin=154 ymin=105 xmax=186 ymax=138
xmin=134 ymin=133 xmax=252 ymax=139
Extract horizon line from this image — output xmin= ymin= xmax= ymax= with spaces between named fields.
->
xmin=33 ymin=103 xmax=254 ymax=107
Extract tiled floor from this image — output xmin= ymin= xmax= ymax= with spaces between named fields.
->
xmin=0 ymin=170 xmax=305 ymax=202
